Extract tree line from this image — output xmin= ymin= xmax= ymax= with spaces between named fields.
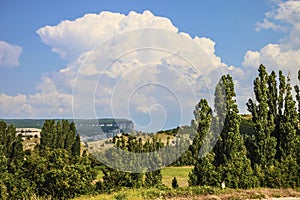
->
xmin=189 ymin=65 xmax=300 ymax=188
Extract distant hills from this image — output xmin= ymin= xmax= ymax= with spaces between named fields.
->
xmin=1 ymin=119 xmax=46 ymax=128
xmin=0 ymin=118 xmax=134 ymax=137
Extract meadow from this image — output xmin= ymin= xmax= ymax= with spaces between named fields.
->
xmin=73 ymin=166 xmax=300 ymax=200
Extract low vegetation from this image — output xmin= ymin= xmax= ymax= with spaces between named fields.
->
xmin=72 ymin=186 xmax=300 ymax=200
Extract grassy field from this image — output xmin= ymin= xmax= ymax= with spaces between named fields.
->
xmin=93 ymin=165 xmax=193 ymax=187
xmin=161 ymin=166 xmax=193 ymax=187
xmin=74 ymin=166 xmax=300 ymax=200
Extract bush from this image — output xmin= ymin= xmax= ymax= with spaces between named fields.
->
xmin=172 ymin=177 xmax=179 ymax=189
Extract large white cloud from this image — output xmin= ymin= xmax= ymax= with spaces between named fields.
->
xmin=37 ymin=10 xmax=178 ymax=60
xmin=0 ymin=41 xmax=22 ymax=67
xmin=2 ymin=10 xmax=237 ymax=132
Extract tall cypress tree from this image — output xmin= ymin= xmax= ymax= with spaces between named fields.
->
xmin=190 ymin=99 xmax=213 ymax=161
xmin=277 ymin=75 xmax=298 ymax=159
xmin=72 ymin=134 xmax=81 ymax=157
xmin=246 ymin=65 xmax=277 ymax=170
xmin=189 ymin=99 xmax=218 ymax=186
xmin=214 ymin=75 xmax=254 ymax=188
xmin=40 ymin=120 xmax=55 ymax=150
xmin=274 ymin=71 xmax=286 ymax=160
xmin=214 ymin=75 xmax=244 ymax=166
xmin=275 ymin=74 xmax=299 ymax=188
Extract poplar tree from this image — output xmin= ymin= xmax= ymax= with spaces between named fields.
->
xmin=190 ymin=99 xmax=213 ymax=161
xmin=72 ymin=134 xmax=81 ymax=156
xmin=188 ymin=99 xmax=218 ymax=186
xmin=214 ymin=75 xmax=243 ymax=166
xmin=277 ymin=75 xmax=298 ymax=159
xmin=214 ymin=75 xmax=254 ymax=188
xmin=247 ymin=66 xmax=300 ymax=187
xmin=247 ymin=65 xmax=277 ymax=173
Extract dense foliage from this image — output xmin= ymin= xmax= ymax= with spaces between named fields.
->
xmin=189 ymin=66 xmax=300 ymax=189
xmin=0 ymin=120 xmax=97 ymax=199
xmin=246 ymin=66 xmax=300 ymax=188
xmin=189 ymin=74 xmax=255 ymax=189
xmin=96 ymin=135 xmax=164 ymax=192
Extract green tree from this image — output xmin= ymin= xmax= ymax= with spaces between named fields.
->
xmin=172 ymin=177 xmax=179 ymax=189
xmin=190 ymin=75 xmax=254 ymax=188
xmin=214 ymin=75 xmax=254 ymax=188
xmin=294 ymin=70 xmax=300 ymax=121
xmin=144 ymin=169 xmax=162 ymax=187
xmin=190 ymin=99 xmax=213 ymax=161
xmin=0 ymin=144 xmax=9 ymax=200
xmin=247 ymin=65 xmax=278 ymax=187
xmin=39 ymin=120 xmax=79 ymax=156
xmin=72 ymin=134 xmax=81 ymax=157
xmin=0 ymin=121 xmax=23 ymax=163
xmin=247 ymin=66 xmax=300 ymax=188
xmin=277 ymin=75 xmax=298 ymax=159
xmin=247 ymin=65 xmax=277 ymax=169
xmin=25 ymin=149 xmax=97 ymax=199
xmin=295 ymin=70 xmax=300 ymax=186
xmin=189 ymin=152 xmax=219 ymax=186
xmin=189 ymin=98 xmax=219 ymax=186
xmin=274 ymin=74 xmax=299 ymax=188
xmin=214 ymin=75 xmax=243 ymax=166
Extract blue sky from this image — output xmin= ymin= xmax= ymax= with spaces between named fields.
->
xmin=0 ymin=0 xmax=299 ymax=131
xmin=0 ymin=0 xmax=281 ymax=94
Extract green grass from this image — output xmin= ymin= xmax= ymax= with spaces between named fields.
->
xmin=79 ymin=166 xmax=300 ymax=200
xmin=94 ymin=165 xmax=193 ymax=188
xmin=161 ymin=166 xmax=193 ymax=187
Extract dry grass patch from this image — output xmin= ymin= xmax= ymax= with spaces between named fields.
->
xmin=161 ymin=166 xmax=193 ymax=187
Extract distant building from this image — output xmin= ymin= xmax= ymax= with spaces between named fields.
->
xmin=7 ymin=118 xmax=134 ymax=142
xmin=16 ymin=128 xmax=41 ymax=139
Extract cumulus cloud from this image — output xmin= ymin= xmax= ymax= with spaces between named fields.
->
xmin=234 ymin=0 xmax=300 ymax=115
xmin=37 ymin=10 xmax=178 ymax=60
xmin=2 ymin=10 xmax=237 ymax=132
xmin=0 ymin=41 xmax=22 ymax=67
xmin=255 ymin=19 xmax=286 ymax=32
xmin=0 ymin=75 xmax=72 ymax=118
xmin=244 ymin=43 xmax=300 ymax=68
xmin=244 ymin=0 xmax=300 ymax=83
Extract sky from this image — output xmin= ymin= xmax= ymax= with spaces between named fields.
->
xmin=0 ymin=0 xmax=300 ymax=132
